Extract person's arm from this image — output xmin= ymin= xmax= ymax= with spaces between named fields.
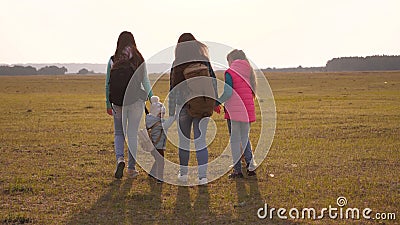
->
xmin=216 ymin=72 xmax=233 ymax=106
xmin=141 ymin=63 xmax=153 ymax=100
xmin=205 ymin=61 xmax=218 ymax=100
xmin=168 ymin=66 xmax=177 ymax=116
xmin=105 ymin=58 xmax=112 ymax=109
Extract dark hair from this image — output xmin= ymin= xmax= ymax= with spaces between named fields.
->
xmin=177 ymin=33 xmax=196 ymax=43
xmin=227 ymin=49 xmax=257 ymax=94
xmin=113 ymin=31 xmax=144 ymax=68
xmin=173 ymin=33 xmax=209 ymax=67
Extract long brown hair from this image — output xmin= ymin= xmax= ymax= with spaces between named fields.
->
xmin=113 ymin=31 xmax=144 ymax=69
xmin=173 ymin=33 xmax=209 ymax=67
xmin=227 ymin=49 xmax=257 ymax=95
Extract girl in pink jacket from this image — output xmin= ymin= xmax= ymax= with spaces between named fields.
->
xmin=215 ymin=49 xmax=257 ymax=178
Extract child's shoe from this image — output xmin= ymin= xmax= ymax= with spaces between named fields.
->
xmin=127 ymin=169 xmax=139 ymax=179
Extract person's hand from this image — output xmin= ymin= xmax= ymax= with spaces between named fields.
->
xmin=107 ymin=108 xmax=113 ymax=116
xmin=214 ymin=105 xmax=221 ymax=114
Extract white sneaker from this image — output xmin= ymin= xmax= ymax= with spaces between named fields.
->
xmin=247 ymin=159 xmax=258 ymax=172
xmin=198 ymin=177 xmax=208 ymax=185
xmin=177 ymin=173 xmax=188 ymax=183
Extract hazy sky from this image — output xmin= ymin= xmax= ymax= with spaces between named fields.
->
xmin=1 ymin=0 xmax=399 ymax=68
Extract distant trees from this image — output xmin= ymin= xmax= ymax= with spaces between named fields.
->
xmin=326 ymin=55 xmax=400 ymax=71
xmin=264 ymin=55 xmax=400 ymax=73
xmin=0 ymin=65 xmax=37 ymax=75
xmin=77 ymin=68 xmax=89 ymax=75
xmin=37 ymin=66 xmax=68 ymax=75
xmin=77 ymin=68 xmax=95 ymax=75
xmin=0 ymin=65 xmax=68 ymax=75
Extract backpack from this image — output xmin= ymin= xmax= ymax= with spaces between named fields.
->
xmin=108 ymin=57 xmax=147 ymax=106
xmin=182 ymin=63 xmax=216 ymax=118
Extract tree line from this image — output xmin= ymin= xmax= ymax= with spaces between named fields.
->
xmin=325 ymin=55 xmax=400 ymax=71
xmin=263 ymin=55 xmax=400 ymax=72
xmin=2 ymin=55 xmax=400 ymax=75
xmin=0 ymin=65 xmax=67 ymax=75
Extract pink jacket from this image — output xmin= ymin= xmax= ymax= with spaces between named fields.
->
xmin=224 ymin=60 xmax=256 ymax=122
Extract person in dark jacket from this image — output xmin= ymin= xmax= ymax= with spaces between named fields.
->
xmin=168 ymin=33 xmax=217 ymax=185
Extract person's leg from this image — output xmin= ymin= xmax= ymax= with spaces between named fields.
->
xmin=149 ymin=150 xmax=157 ymax=178
xmin=230 ymin=120 xmax=243 ymax=174
xmin=113 ymin=105 xmax=125 ymax=161
xmin=178 ymin=107 xmax=192 ymax=176
xmin=243 ymin=140 xmax=253 ymax=165
xmin=193 ymin=117 xmax=209 ymax=179
xmin=239 ymin=122 xmax=251 ymax=164
xmin=124 ymin=100 xmax=144 ymax=171
xmin=227 ymin=119 xmax=232 ymax=135
xmin=113 ymin=105 xmax=125 ymax=178
xmin=156 ymin=149 xmax=165 ymax=181
xmin=242 ymin=123 xmax=257 ymax=171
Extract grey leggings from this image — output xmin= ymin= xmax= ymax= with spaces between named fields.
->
xmin=228 ymin=120 xmax=253 ymax=173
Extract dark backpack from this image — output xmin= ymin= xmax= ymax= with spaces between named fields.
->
xmin=108 ymin=57 xmax=147 ymax=106
xmin=182 ymin=63 xmax=216 ymax=118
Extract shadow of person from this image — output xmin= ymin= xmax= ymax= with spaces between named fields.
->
xmin=172 ymin=185 xmax=216 ymax=224
xmin=146 ymin=176 xmax=163 ymax=219
xmin=173 ymin=186 xmax=192 ymax=223
xmin=192 ymin=185 xmax=214 ymax=223
xmin=67 ymin=178 xmax=133 ymax=225
xmin=233 ymin=175 xmax=299 ymax=225
xmin=122 ymin=177 xmax=164 ymax=224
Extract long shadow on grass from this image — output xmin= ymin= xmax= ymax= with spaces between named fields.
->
xmin=233 ymin=176 xmax=299 ymax=225
xmin=67 ymin=177 xmax=163 ymax=224
xmin=171 ymin=185 xmax=215 ymax=224
xmin=66 ymin=178 xmax=132 ymax=224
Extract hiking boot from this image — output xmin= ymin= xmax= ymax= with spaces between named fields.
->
xmin=114 ymin=157 xmax=125 ymax=179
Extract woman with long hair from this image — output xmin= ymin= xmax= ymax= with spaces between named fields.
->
xmin=105 ymin=31 xmax=153 ymax=179
xmin=168 ymin=33 xmax=217 ymax=185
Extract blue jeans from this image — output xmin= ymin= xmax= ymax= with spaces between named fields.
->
xmin=113 ymin=100 xmax=144 ymax=170
xmin=178 ymin=107 xmax=209 ymax=179
xmin=227 ymin=119 xmax=254 ymax=173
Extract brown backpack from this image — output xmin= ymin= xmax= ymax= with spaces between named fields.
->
xmin=182 ymin=63 xmax=216 ymax=118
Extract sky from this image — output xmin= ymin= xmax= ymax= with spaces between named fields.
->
xmin=1 ymin=0 xmax=399 ymax=68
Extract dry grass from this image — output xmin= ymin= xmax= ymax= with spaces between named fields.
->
xmin=0 ymin=72 xmax=399 ymax=224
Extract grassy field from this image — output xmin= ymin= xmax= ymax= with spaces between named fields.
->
xmin=0 ymin=72 xmax=399 ymax=224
